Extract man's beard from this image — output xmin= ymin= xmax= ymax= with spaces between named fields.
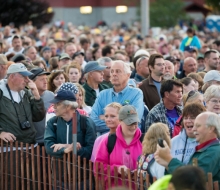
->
xmin=163 ymin=73 xmax=173 ymax=80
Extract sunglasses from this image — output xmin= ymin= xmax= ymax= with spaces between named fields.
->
xmin=185 ymin=90 xmax=197 ymax=103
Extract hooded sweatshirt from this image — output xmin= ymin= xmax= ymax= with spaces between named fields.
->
xmin=94 ymin=125 xmax=142 ymax=188
xmin=171 ymin=129 xmax=198 ymax=164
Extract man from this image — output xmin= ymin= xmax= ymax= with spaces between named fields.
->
xmin=139 ymin=53 xmax=165 ymax=110
xmin=23 ymin=46 xmax=38 ymax=61
xmin=97 ymin=57 xmax=113 ymax=88
xmin=177 ymin=57 xmax=197 ymax=79
xmin=125 ymin=42 xmax=135 ymax=62
xmin=48 ymin=41 xmax=58 ymax=57
xmin=183 ymin=46 xmax=198 ymax=59
xmin=202 ymin=70 xmax=220 ymax=93
xmin=0 ymin=63 xmax=45 ymax=189
xmin=54 ymin=38 xmax=66 ymax=54
xmin=90 ymin=60 xmax=144 ymax=134
xmin=102 ymin=45 xmax=115 ymax=57
xmin=29 ymin=67 xmax=53 ymax=145
xmin=134 ymin=56 xmax=149 ymax=83
xmin=0 ymin=54 xmax=8 ymax=80
xmin=80 ymin=38 xmax=90 ymax=54
xmin=145 ymin=80 xmax=182 ymax=134
xmin=44 ymin=90 xmax=96 ymax=189
xmin=57 ymin=53 xmax=71 ymax=69
xmin=163 ymin=60 xmax=175 ymax=80
xmin=203 ymin=49 xmax=220 ymax=73
xmin=82 ymin=61 xmax=108 ymax=107
xmin=155 ymin=112 xmax=220 ymax=184
xmin=41 ymin=46 xmax=52 ymax=68
xmin=72 ymin=51 xmax=85 ymax=66
xmin=5 ymin=35 xmax=24 ymax=55
xmin=64 ymin=42 xmax=77 ymax=58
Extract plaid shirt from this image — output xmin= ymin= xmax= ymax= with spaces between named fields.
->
xmin=145 ymin=100 xmax=182 ymax=133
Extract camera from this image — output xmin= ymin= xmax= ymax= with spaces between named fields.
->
xmin=20 ymin=121 xmax=31 ymax=130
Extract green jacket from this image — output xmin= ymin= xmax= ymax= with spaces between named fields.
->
xmin=0 ymin=80 xmax=45 ymax=144
xmin=82 ymin=82 xmax=109 ymax=107
xmin=168 ymin=139 xmax=220 ymax=184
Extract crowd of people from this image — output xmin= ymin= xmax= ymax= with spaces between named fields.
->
xmin=0 ymin=20 xmax=220 ymax=190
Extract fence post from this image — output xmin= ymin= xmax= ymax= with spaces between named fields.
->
xmin=0 ymin=140 xmax=3 ymax=190
xmin=15 ymin=142 xmax=19 ymax=190
xmin=72 ymin=112 xmax=77 ymax=190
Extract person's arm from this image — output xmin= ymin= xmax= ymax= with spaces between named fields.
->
xmin=77 ymin=118 xmax=96 ymax=160
xmin=44 ymin=118 xmax=65 ymax=158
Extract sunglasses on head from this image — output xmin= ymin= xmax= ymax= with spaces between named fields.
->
xmin=185 ymin=90 xmax=197 ymax=102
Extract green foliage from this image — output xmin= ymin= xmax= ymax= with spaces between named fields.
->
xmin=205 ymin=0 xmax=220 ymax=12
xmin=149 ymin=0 xmax=187 ymax=27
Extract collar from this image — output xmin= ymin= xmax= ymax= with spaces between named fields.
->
xmin=195 ymin=138 xmax=219 ymax=152
xmin=160 ymin=99 xmax=182 ymax=115
xmin=135 ymin=73 xmax=145 ymax=81
xmin=112 ymin=85 xmax=129 ymax=95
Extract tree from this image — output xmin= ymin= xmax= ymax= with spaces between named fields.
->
xmin=150 ymin=0 xmax=187 ymax=28
xmin=205 ymin=0 xmax=220 ymax=13
xmin=0 ymin=0 xmax=54 ymax=28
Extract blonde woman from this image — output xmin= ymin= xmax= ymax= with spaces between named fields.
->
xmin=137 ymin=123 xmax=170 ymax=185
xmin=75 ymin=83 xmax=92 ymax=115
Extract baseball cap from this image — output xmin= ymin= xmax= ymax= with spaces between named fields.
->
xmin=41 ymin=46 xmax=51 ymax=53
xmin=203 ymin=70 xmax=220 ymax=83
xmin=7 ymin=63 xmax=33 ymax=76
xmin=11 ymin=54 xmax=26 ymax=63
xmin=29 ymin=67 xmax=50 ymax=80
xmin=0 ymin=54 xmax=7 ymax=65
xmin=50 ymin=90 xmax=76 ymax=103
xmin=184 ymin=46 xmax=197 ymax=52
xmin=59 ymin=82 xmax=78 ymax=94
xmin=84 ymin=61 xmax=106 ymax=74
xmin=134 ymin=49 xmax=150 ymax=58
xmin=119 ymin=105 xmax=140 ymax=125
xmin=72 ymin=51 xmax=84 ymax=59
xmin=59 ymin=53 xmax=71 ymax=60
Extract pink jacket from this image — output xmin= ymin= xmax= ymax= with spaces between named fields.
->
xmin=94 ymin=125 xmax=142 ymax=188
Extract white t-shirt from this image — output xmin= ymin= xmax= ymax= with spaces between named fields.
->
xmin=95 ymin=89 xmax=100 ymax=97
xmin=10 ymin=90 xmax=21 ymax=103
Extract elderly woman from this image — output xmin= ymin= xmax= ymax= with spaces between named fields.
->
xmin=171 ymin=103 xmax=206 ymax=164
xmin=137 ymin=123 xmax=170 ymax=185
xmin=204 ymin=85 xmax=220 ymax=115
xmin=94 ymin=105 xmax=143 ymax=188
xmin=44 ymin=90 xmax=96 ymax=189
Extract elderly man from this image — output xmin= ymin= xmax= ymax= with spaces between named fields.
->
xmin=82 ymin=61 xmax=108 ymax=107
xmin=97 ymin=57 xmax=113 ymax=88
xmin=155 ymin=112 xmax=220 ymax=184
xmin=0 ymin=63 xmax=45 ymax=189
xmin=29 ymin=67 xmax=53 ymax=145
xmin=90 ymin=60 xmax=144 ymax=134
xmin=134 ymin=56 xmax=150 ymax=83
xmin=23 ymin=46 xmax=38 ymax=61
xmin=177 ymin=57 xmax=197 ymax=79
xmin=44 ymin=90 xmax=96 ymax=189
xmin=163 ymin=60 xmax=175 ymax=80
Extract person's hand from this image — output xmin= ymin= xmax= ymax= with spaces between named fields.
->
xmin=118 ymin=165 xmax=129 ymax=175
xmin=27 ymin=79 xmax=40 ymax=100
xmin=64 ymin=143 xmax=82 ymax=153
xmin=51 ymin=144 xmax=69 ymax=152
xmin=0 ymin=132 xmax=16 ymax=143
xmin=155 ymin=140 xmax=172 ymax=167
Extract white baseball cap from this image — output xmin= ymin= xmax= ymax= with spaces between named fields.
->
xmin=7 ymin=63 xmax=33 ymax=76
xmin=203 ymin=70 xmax=220 ymax=83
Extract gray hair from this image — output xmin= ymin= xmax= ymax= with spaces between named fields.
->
xmin=97 ymin=57 xmax=112 ymax=66
xmin=84 ymin=72 xmax=89 ymax=80
xmin=206 ymin=112 xmax=220 ymax=137
xmin=204 ymin=85 xmax=220 ymax=102
xmin=61 ymin=100 xmax=78 ymax=110
xmin=112 ymin=60 xmax=131 ymax=74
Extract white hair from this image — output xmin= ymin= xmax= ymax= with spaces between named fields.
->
xmin=112 ymin=60 xmax=131 ymax=74
xmin=61 ymin=100 xmax=78 ymax=110
xmin=84 ymin=73 xmax=89 ymax=80
xmin=97 ymin=57 xmax=112 ymax=66
xmin=204 ymin=85 xmax=220 ymax=102
xmin=206 ymin=112 xmax=220 ymax=137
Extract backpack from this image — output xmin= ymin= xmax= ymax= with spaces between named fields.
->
xmin=107 ymin=133 xmax=145 ymax=154
xmin=53 ymin=114 xmax=87 ymax=135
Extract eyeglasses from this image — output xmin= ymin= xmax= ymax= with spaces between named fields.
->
xmin=209 ymin=99 xmax=220 ymax=104
xmin=155 ymin=63 xmax=165 ymax=67
xmin=185 ymin=90 xmax=197 ymax=103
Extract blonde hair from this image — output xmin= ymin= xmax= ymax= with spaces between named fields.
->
xmin=204 ymin=85 xmax=220 ymax=102
xmin=75 ymin=83 xmax=87 ymax=107
xmin=182 ymin=91 xmax=203 ymax=106
xmin=104 ymin=102 xmax=122 ymax=113
xmin=142 ymin=123 xmax=170 ymax=155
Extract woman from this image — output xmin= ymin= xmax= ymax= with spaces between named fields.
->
xmin=67 ymin=62 xmax=81 ymax=83
xmin=94 ymin=105 xmax=142 ymax=188
xmin=173 ymin=90 xmax=204 ymax=137
xmin=204 ymin=85 xmax=220 ymax=115
xmin=75 ymin=83 xmax=92 ymax=115
xmin=171 ymin=103 xmax=206 ymax=164
xmin=48 ymin=57 xmax=59 ymax=72
xmin=32 ymin=59 xmax=47 ymax=71
xmin=92 ymin=47 xmax=102 ymax=60
xmin=180 ymin=77 xmax=196 ymax=94
xmin=47 ymin=70 xmax=68 ymax=92
xmin=137 ymin=123 xmax=170 ymax=183
xmin=187 ymin=73 xmax=203 ymax=92
xmin=91 ymin=102 xmax=122 ymax=162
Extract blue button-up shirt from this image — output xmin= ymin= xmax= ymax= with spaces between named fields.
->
xmin=90 ymin=85 xmax=144 ymax=132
